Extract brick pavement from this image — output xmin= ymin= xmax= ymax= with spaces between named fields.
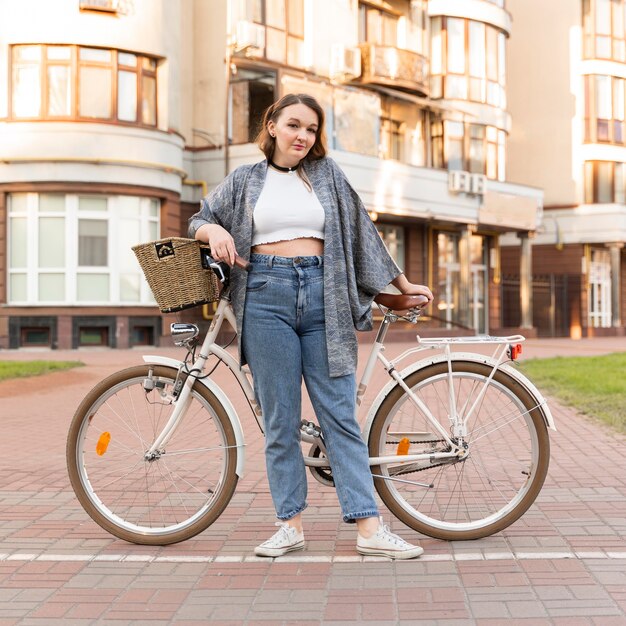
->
xmin=0 ymin=336 xmax=625 ymax=624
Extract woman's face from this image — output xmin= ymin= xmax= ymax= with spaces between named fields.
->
xmin=268 ymin=103 xmax=319 ymax=167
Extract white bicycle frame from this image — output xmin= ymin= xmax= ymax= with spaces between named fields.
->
xmin=141 ymin=293 xmax=556 ymax=480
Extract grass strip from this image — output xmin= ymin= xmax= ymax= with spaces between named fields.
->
xmin=520 ymin=352 xmax=626 ymax=433
xmin=0 ymin=360 xmax=84 ymax=381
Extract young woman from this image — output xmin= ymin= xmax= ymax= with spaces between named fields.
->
xmin=189 ymin=93 xmax=433 ymax=559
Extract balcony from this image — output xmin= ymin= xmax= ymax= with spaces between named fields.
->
xmin=357 ymin=44 xmax=429 ymax=97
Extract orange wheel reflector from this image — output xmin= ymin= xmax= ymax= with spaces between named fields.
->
xmin=96 ymin=432 xmax=111 ymax=456
xmin=396 ymin=437 xmax=410 ymax=455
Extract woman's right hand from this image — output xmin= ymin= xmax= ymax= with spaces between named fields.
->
xmin=196 ymin=224 xmax=237 ymax=266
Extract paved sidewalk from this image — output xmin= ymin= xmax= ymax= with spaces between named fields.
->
xmin=0 ymin=337 xmax=625 ymax=625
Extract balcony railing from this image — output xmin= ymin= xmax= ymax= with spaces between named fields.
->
xmin=357 ymin=44 xmax=429 ymax=97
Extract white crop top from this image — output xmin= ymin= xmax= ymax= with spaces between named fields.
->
xmin=251 ymin=167 xmax=326 ymax=246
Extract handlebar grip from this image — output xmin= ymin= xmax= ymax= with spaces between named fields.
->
xmin=234 ymin=255 xmax=251 ymax=271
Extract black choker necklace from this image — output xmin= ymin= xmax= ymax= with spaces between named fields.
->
xmin=269 ymin=159 xmax=300 ymax=173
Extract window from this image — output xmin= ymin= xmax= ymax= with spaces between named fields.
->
xmin=7 ymin=193 xmax=159 ymax=305
xmin=588 ymin=248 xmax=612 ymax=327
xmin=20 ymin=327 xmax=51 ymax=347
xmin=430 ymin=18 xmax=506 ymax=108
xmin=359 ymin=2 xmax=399 ymax=47
xmin=229 ymin=67 xmax=276 ymax=144
xmin=236 ymin=0 xmax=305 ymax=67
xmin=380 ymin=99 xmax=426 ymax=166
xmin=10 ymin=44 xmax=158 ymax=126
xmin=584 ymin=74 xmax=626 ymax=143
xmin=437 ymin=232 xmax=461 ymax=329
xmin=583 ymin=0 xmax=626 ymax=60
xmin=376 ymin=224 xmax=405 ymax=271
xmin=432 ymin=121 xmax=506 ymax=180
xmin=584 ymin=160 xmax=626 ymax=202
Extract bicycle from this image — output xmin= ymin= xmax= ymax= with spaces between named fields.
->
xmin=67 ymin=256 xmax=555 ymax=546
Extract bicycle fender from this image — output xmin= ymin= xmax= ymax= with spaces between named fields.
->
xmin=142 ymin=355 xmax=246 ymax=477
xmin=362 ymin=352 xmax=556 ymax=444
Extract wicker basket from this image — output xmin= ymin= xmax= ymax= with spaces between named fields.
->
xmin=132 ymin=237 xmax=220 ymax=313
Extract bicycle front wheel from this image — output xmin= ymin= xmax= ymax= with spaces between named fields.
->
xmin=369 ymin=361 xmax=550 ymax=540
xmin=67 ymin=365 xmax=239 ymax=545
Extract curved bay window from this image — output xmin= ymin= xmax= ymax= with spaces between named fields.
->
xmin=432 ymin=120 xmax=506 ymax=180
xmin=583 ymin=0 xmax=626 ymax=61
xmin=430 ymin=16 xmax=506 ymax=108
xmin=584 ymin=160 xmax=626 ymax=202
xmin=584 ymin=74 xmax=626 ymax=143
xmin=10 ymin=45 xmax=158 ymax=126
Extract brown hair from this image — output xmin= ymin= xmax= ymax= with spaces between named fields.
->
xmin=256 ymin=93 xmax=328 ymax=190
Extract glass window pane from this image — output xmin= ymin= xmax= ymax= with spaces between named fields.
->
xmin=118 ymin=52 xmax=137 ymax=67
xmin=498 ymin=130 xmax=506 ymax=180
xmin=38 ymin=273 xmax=65 ymax=301
xmin=120 ymin=273 xmax=140 ymax=301
xmin=614 ymin=78 xmax=625 ymax=120
xmin=446 ymin=74 xmax=467 ymax=99
xmin=10 ymin=217 xmax=28 ymax=267
xmin=77 ymin=274 xmax=109 ymax=301
xmin=382 ymin=14 xmax=398 ymax=46
xmin=367 ymin=9 xmax=382 ymax=44
xmin=486 ymin=27 xmax=498 ymax=81
xmin=141 ymin=75 xmax=156 ymax=125
xmin=9 ymin=193 xmax=28 ymax=213
xmin=79 ymin=196 xmax=107 ymax=212
xmin=10 ymin=274 xmax=27 ymax=301
xmin=431 ymin=17 xmax=442 ymax=74
xmin=469 ymin=21 xmax=486 ymax=78
xmin=597 ymin=35 xmax=612 ymax=57
xmin=596 ymin=161 xmax=613 ymax=202
xmin=266 ymin=0 xmax=286 ymax=28
xmin=79 ymin=219 xmax=108 ymax=266
xmin=447 ymin=18 xmax=466 ymax=74
xmin=39 ymin=217 xmax=65 ymax=267
xmin=287 ymin=36 xmax=304 ymax=67
xmin=446 ymin=121 xmax=464 ymax=138
xmin=39 ymin=194 xmax=65 ymax=212
xmin=47 ymin=65 xmax=71 ymax=116
xmin=469 ymin=137 xmax=485 ymax=173
xmin=615 ymin=162 xmax=625 ymax=203
xmin=266 ymin=27 xmax=287 ymax=63
xmin=14 ymin=45 xmax=41 ymax=62
xmin=584 ymin=161 xmax=594 ymax=202
xmin=288 ymin=0 xmax=304 ymax=36
xmin=118 ymin=70 xmax=138 ymax=121
xmin=149 ymin=198 xmax=159 ymax=217
xmin=498 ymin=32 xmax=506 ymax=85
xmin=118 ymin=195 xmax=141 ymax=216
xmin=47 ymin=46 xmax=70 ymax=60
xmin=142 ymin=57 xmax=157 ymax=71
xmin=149 ymin=221 xmax=158 ymax=240
xmin=118 ymin=218 xmax=141 ymax=270
xmin=79 ymin=66 xmax=112 ymax=118
xmin=79 ymin=47 xmax=112 ymax=62
xmin=487 ymin=142 xmax=498 ymax=179
xmin=447 ymin=138 xmax=464 ymax=170
xmin=596 ymin=75 xmax=612 ymax=118
xmin=12 ymin=65 xmax=41 ymax=117
xmin=334 ymin=87 xmax=380 ymax=156
xmin=596 ymin=0 xmax=611 ymax=34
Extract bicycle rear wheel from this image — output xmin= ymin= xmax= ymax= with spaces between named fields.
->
xmin=368 ymin=361 xmax=550 ymax=540
xmin=67 ymin=365 xmax=239 ymax=545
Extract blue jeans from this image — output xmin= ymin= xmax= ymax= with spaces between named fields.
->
xmin=242 ymin=254 xmax=379 ymax=523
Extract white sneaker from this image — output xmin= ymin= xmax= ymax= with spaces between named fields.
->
xmin=254 ymin=522 xmax=305 ymax=557
xmin=356 ymin=518 xmax=424 ymax=560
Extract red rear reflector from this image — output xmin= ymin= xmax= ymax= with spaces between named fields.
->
xmin=509 ymin=344 xmax=522 ymax=360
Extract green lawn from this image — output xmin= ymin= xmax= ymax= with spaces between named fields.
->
xmin=0 ymin=360 xmax=84 ymax=381
xmin=519 ymin=352 xmax=626 ymax=433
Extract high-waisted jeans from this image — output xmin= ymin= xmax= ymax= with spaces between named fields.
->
xmin=242 ymin=254 xmax=379 ymax=523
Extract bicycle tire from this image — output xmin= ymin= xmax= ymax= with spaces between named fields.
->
xmin=67 ymin=365 xmax=239 ymax=545
xmin=368 ymin=360 xmax=550 ymax=540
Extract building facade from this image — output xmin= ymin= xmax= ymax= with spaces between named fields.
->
xmin=0 ymin=0 xmax=542 ymax=349
xmin=504 ymin=0 xmax=625 ymax=337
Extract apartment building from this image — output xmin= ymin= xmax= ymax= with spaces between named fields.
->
xmin=0 ymin=0 xmax=542 ymax=349
xmin=505 ymin=0 xmax=625 ymax=337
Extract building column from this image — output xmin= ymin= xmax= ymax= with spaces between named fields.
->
xmin=608 ymin=242 xmax=623 ymax=327
xmin=518 ymin=231 xmax=534 ymax=329
xmin=458 ymin=227 xmax=472 ymax=329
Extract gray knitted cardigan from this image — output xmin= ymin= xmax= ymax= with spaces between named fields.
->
xmin=188 ymin=156 xmax=401 ymax=377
